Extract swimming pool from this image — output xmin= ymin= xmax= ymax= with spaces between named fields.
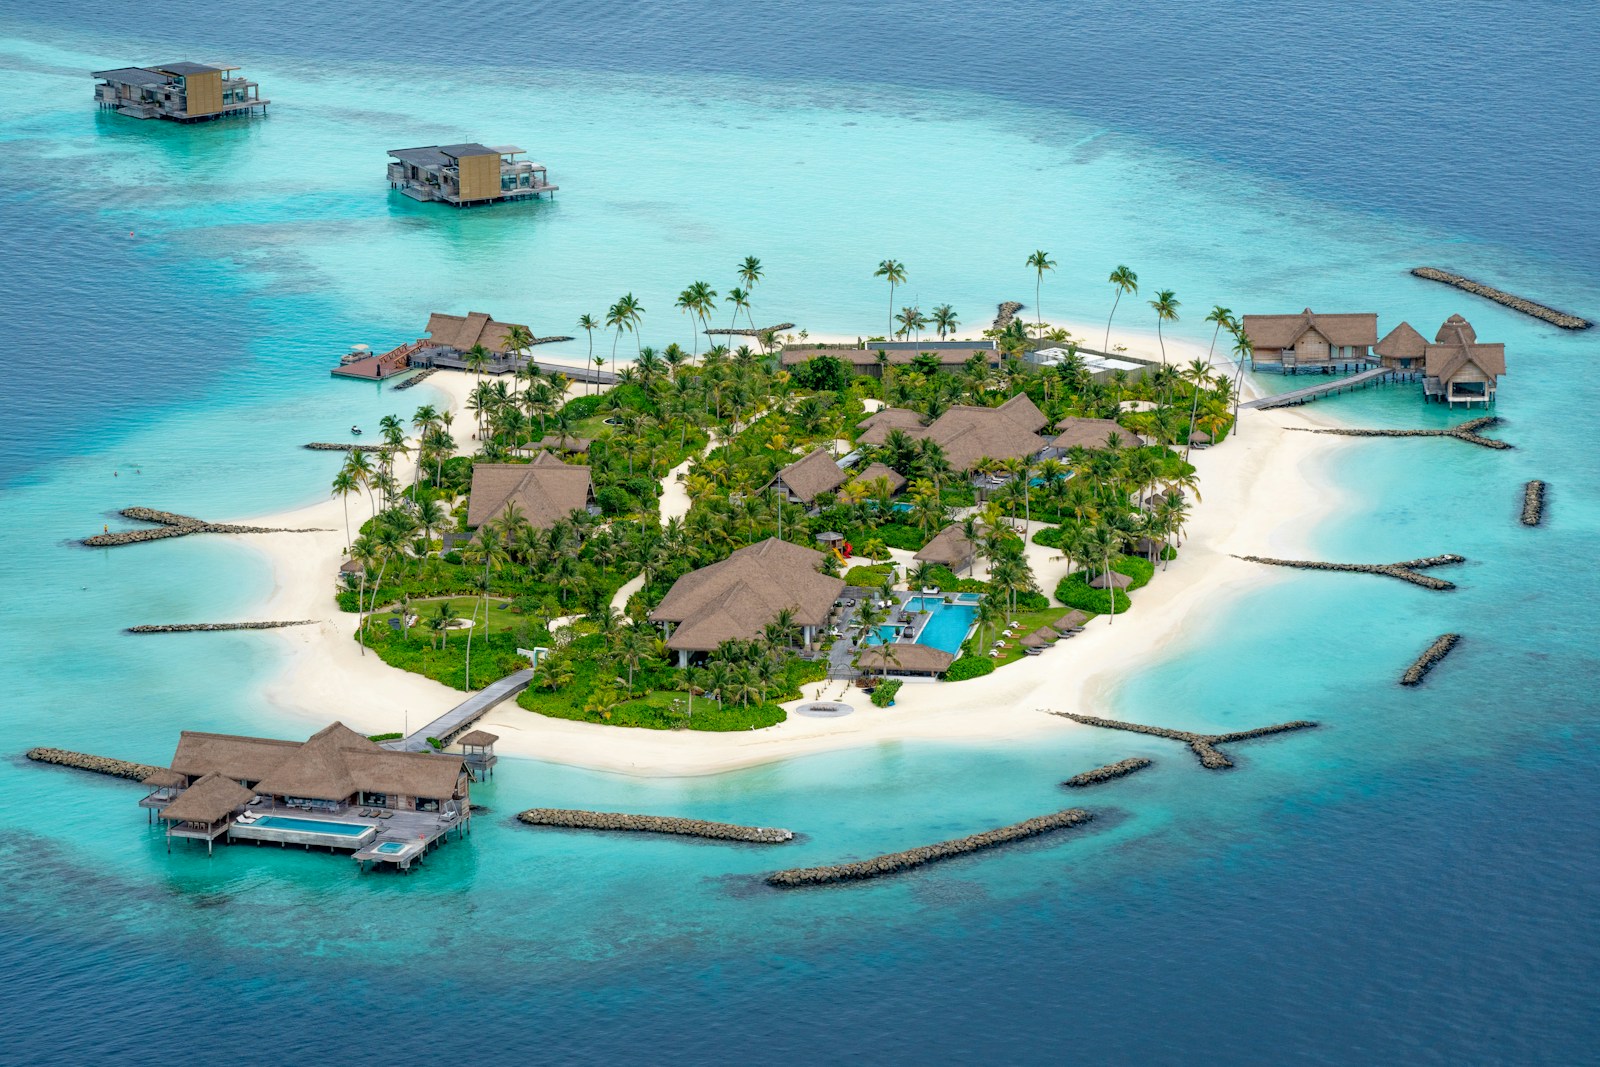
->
xmin=249 ymin=816 xmax=372 ymax=836
xmin=910 ymin=598 xmax=978 ymax=654
xmin=372 ymin=841 xmax=408 ymax=855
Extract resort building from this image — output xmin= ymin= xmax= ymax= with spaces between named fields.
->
xmin=765 ymin=449 xmax=848 ymax=506
xmin=1241 ymin=309 xmax=1379 ymax=373
xmin=387 ymin=143 xmax=556 ymax=206
xmin=1374 ymin=321 xmax=1429 ymax=374
xmin=856 ymin=643 xmax=955 ymax=678
xmin=1423 ymin=314 xmax=1505 ymax=407
xmin=467 ymin=452 xmax=597 ymax=530
xmin=1048 ymin=416 xmax=1140 ymax=453
xmin=858 ymin=393 xmax=1048 ymax=474
xmin=847 ymin=462 xmax=907 ymax=498
xmin=649 ymin=538 xmax=845 ymax=666
xmin=914 ymin=524 xmax=977 ymax=575
xmin=333 ymin=311 xmax=532 ymax=380
xmin=1028 ymin=347 xmax=1147 ymax=380
xmin=780 ymin=339 xmax=1001 ymax=378
xmin=143 ymin=722 xmax=473 ymax=870
xmin=92 ymin=62 xmax=268 ymax=122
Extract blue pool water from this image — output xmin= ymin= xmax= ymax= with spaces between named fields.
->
xmin=373 ymin=841 xmax=406 ymax=855
xmin=250 ymin=816 xmax=371 ymax=837
xmin=905 ymin=597 xmax=977 ymax=654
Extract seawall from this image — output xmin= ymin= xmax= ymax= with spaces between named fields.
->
xmin=1521 ymin=481 xmax=1546 ymax=526
xmin=1401 ymin=633 xmax=1461 ymax=686
xmin=1411 ymin=267 xmax=1590 ymax=330
xmin=517 ymin=808 xmax=793 ymax=843
xmin=126 ymin=620 xmax=317 ymax=634
xmin=26 ymin=747 xmax=159 ymax=781
xmin=1234 ymin=554 xmax=1465 ymax=591
xmin=1063 ymin=758 xmax=1153 ymax=788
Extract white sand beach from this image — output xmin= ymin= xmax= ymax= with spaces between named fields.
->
xmin=234 ymin=333 xmax=1353 ymax=777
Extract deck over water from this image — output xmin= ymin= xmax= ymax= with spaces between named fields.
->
xmin=1242 ymin=367 xmax=1393 ymax=410
xmin=384 ymin=668 xmax=536 ymax=752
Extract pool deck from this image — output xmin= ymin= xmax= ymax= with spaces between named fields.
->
xmin=222 ymin=801 xmax=468 ymax=872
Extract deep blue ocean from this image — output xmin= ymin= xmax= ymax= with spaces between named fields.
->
xmin=1 ymin=2 xmax=1597 ymax=1063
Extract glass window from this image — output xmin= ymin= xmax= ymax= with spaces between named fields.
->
xmin=416 ymin=798 xmax=440 ymax=813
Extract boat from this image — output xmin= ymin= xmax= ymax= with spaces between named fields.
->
xmin=350 ymin=425 xmax=363 ymax=436
xmin=338 ymin=343 xmax=371 ymax=366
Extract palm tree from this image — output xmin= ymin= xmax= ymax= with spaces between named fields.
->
xmin=1230 ymin=329 xmax=1253 ymax=435
xmin=1182 ymin=358 xmax=1212 ymax=460
xmin=1082 ymin=524 xmax=1117 ymax=625
xmin=331 ymin=468 xmax=359 ymax=553
xmin=503 ymin=323 xmax=534 ymax=371
xmin=1149 ymin=289 xmax=1180 ymax=367
xmin=1026 ymin=249 xmax=1056 ymax=332
xmin=874 ymin=259 xmax=906 ymax=336
xmin=931 ymin=304 xmax=958 ymax=340
xmin=1204 ymin=305 xmax=1233 ymax=367
xmin=619 ymin=292 xmax=645 ymax=360
xmin=605 ymin=299 xmax=630 ymax=381
xmin=578 ymin=314 xmax=599 ymax=395
xmin=465 ymin=343 xmax=491 ymax=394
xmin=894 ymin=305 xmax=926 ymax=341
xmin=737 ymin=255 xmax=764 ymax=328
xmin=1105 ymin=265 xmax=1138 ymax=352
xmin=415 ymin=496 xmax=446 ymax=556
xmin=725 ymin=286 xmax=750 ymax=335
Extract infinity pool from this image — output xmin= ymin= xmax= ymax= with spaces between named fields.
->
xmin=907 ymin=597 xmax=979 ymax=654
xmin=249 ymin=816 xmax=371 ymax=836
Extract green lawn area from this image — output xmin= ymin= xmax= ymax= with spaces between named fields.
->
xmin=376 ymin=596 xmax=529 ymax=637
xmin=964 ymin=604 xmax=1079 ymax=669
xmin=520 ymin=685 xmax=785 ymax=731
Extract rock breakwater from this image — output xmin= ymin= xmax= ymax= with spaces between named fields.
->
xmin=126 ymin=620 xmax=317 ymax=634
xmin=1049 ymin=712 xmax=1317 ymax=769
xmin=82 ymin=507 xmax=326 ymax=547
xmin=517 ymin=808 xmax=793 ymax=843
xmin=992 ymin=301 xmax=1023 ymax=330
xmin=766 ymin=808 xmax=1093 ymax=887
xmin=1521 ymin=480 xmax=1546 ymax=526
xmin=1401 ymin=633 xmax=1461 ymax=686
xmin=303 ymin=442 xmax=384 ymax=452
xmin=393 ymin=368 xmax=436 ymax=391
xmin=1410 ymin=267 xmax=1590 ymax=330
xmin=26 ymin=747 xmax=159 ymax=781
xmin=705 ymin=323 xmax=795 ymax=337
xmin=1234 ymin=553 xmax=1465 ymax=591
xmin=1063 ymin=757 xmax=1153 ymax=788
xmin=1297 ymin=416 xmax=1511 ymax=450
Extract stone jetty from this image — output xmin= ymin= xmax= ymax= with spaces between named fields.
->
xmin=516 ymin=808 xmax=793 ymax=843
xmin=1521 ymin=480 xmax=1546 ymax=526
xmin=126 ymin=620 xmax=317 ymax=634
xmin=1411 ymin=267 xmax=1590 ymax=330
xmin=992 ymin=301 xmax=1024 ymax=331
xmin=1296 ymin=416 xmax=1511 ymax=450
xmin=303 ymin=442 xmax=385 ymax=452
xmin=1049 ymin=712 xmax=1317 ymax=770
xmin=82 ymin=507 xmax=326 ymax=547
xmin=26 ymin=747 xmax=159 ymax=781
xmin=394 ymin=368 xmax=436 ymax=391
xmin=1062 ymin=757 xmax=1153 ymax=788
xmin=1401 ymin=633 xmax=1461 ymax=686
xmin=1234 ymin=553 xmax=1465 ymax=591
xmin=705 ymin=323 xmax=795 ymax=337
xmin=766 ymin=808 xmax=1093 ymax=887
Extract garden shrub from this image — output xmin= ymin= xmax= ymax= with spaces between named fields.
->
xmin=844 ymin=564 xmax=894 ymax=587
xmin=943 ymin=655 xmax=995 ymax=681
xmin=870 ymin=679 xmax=904 ymax=707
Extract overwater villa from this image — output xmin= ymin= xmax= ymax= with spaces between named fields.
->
xmin=649 ymin=538 xmax=844 ymax=666
xmin=858 ymin=393 xmax=1048 ymax=477
xmin=1241 ymin=309 xmax=1379 ymax=373
xmin=332 ymin=311 xmax=532 ymax=380
xmin=781 ymin=339 xmax=1001 ymax=377
xmin=139 ymin=722 xmax=474 ymax=872
xmin=1374 ymin=321 xmax=1430 ymax=374
xmin=386 ymin=143 xmax=556 ymax=206
xmin=467 ymin=452 xmax=598 ymax=531
xmin=765 ymin=449 xmax=848 ymax=507
xmin=92 ymin=62 xmax=268 ymax=122
xmin=1423 ymin=314 xmax=1505 ymax=407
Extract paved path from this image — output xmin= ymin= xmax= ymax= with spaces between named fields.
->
xmin=1241 ymin=367 xmax=1392 ymax=410
xmin=384 ymin=668 xmax=536 ymax=752
xmin=610 ymin=573 xmax=645 ymax=613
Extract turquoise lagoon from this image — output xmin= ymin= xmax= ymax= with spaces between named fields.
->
xmin=0 ymin=4 xmax=1597 ymax=1062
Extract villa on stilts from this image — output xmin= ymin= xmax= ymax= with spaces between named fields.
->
xmin=92 ymin=62 xmax=268 ymax=121
xmin=140 ymin=722 xmax=475 ymax=873
xmin=1422 ymin=314 xmax=1505 ymax=407
xmin=1240 ymin=309 xmax=1379 ymax=374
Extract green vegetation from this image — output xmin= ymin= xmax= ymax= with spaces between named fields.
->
xmin=843 ymin=564 xmax=894 ymax=587
xmin=870 ymin=679 xmax=904 ymax=707
xmin=366 ymin=732 xmax=403 ymax=742
xmin=1052 ymin=554 xmax=1151 ymax=616
xmin=944 ymin=655 xmax=995 ymax=682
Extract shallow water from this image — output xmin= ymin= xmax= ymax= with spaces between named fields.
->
xmin=0 ymin=2 xmax=1597 ymax=1062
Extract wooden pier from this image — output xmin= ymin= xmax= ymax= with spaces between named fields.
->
xmin=1241 ymin=367 xmax=1393 ymax=410
xmin=383 ymin=668 xmax=536 ymax=752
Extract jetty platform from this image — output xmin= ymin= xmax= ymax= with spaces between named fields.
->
xmin=383 ymin=668 xmax=535 ymax=752
xmin=1242 ymin=366 xmax=1392 ymax=410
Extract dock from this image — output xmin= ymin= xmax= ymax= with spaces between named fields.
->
xmin=383 ymin=668 xmax=536 ymax=752
xmin=1241 ymin=367 xmax=1392 ymax=410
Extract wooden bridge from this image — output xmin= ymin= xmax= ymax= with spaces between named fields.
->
xmin=383 ymin=668 xmax=536 ymax=752
xmin=1242 ymin=367 xmax=1393 ymax=410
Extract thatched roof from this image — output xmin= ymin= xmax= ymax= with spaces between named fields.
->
xmin=1088 ymin=570 xmax=1132 ymax=589
xmin=1052 ymin=610 xmax=1091 ymax=631
xmin=528 ymin=435 xmax=591 ymax=453
xmin=1050 ymin=417 xmax=1137 ymax=452
xmin=1188 ymin=429 xmax=1213 ymax=445
xmin=914 ymin=525 xmax=976 ymax=567
xmin=467 ymin=454 xmax=594 ymax=529
xmin=855 ymin=644 xmax=955 ymax=673
xmin=1435 ymin=313 xmax=1477 ymax=344
xmin=1375 ymin=321 xmax=1427 ymax=360
xmin=1425 ymin=315 xmax=1505 ymax=383
xmin=649 ymin=538 xmax=844 ymax=652
xmin=457 ymin=730 xmax=499 ymax=747
xmin=425 ymin=311 xmax=528 ymax=355
xmin=849 ymin=462 xmax=907 ymax=496
xmin=159 ymin=773 xmax=253 ymax=824
xmin=856 ymin=408 xmax=926 ymax=445
xmin=1241 ymin=309 xmax=1378 ymax=350
xmin=857 ymin=395 xmax=1046 ymax=470
xmin=140 ymin=768 xmax=185 ymax=788
xmin=1020 ymin=626 xmax=1058 ymax=648
xmin=766 ymin=448 xmax=847 ymax=503
xmin=172 ymin=722 xmax=466 ymax=802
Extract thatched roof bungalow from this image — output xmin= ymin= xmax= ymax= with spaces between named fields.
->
xmin=1423 ymin=315 xmax=1506 ymax=408
xmin=765 ymin=448 xmax=847 ymax=506
xmin=1088 ymin=570 xmax=1133 ymax=590
xmin=466 ymin=452 xmax=596 ymax=529
xmin=914 ymin=525 xmax=977 ymax=575
xmin=855 ymin=644 xmax=955 ymax=677
xmin=1374 ymin=321 xmax=1428 ymax=372
xmin=1241 ymin=309 xmax=1378 ymax=372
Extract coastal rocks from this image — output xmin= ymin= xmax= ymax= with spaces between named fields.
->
xmin=766 ymin=808 xmax=1093 ymax=887
xmin=393 ymin=368 xmax=436 ymax=391
xmin=1297 ymin=416 xmax=1511 ymax=450
xmin=516 ymin=808 xmax=794 ymax=843
xmin=1401 ymin=633 xmax=1461 ymax=687
xmin=303 ymin=442 xmax=384 ymax=452
xmin=704 ymin=323 xmax=795 ymax=337
xmin=126 ymin=621 xmax=317 ymax=634
xmin=26 ymin=747 xmax=159 ymax=781
xmin=1049 ymin=711 xmax=1317 ymax=770
xmin=992 ymin=301 xmax=1024 ymax=331
xmin=1062 ymin=757 xmax=1153 ymax=788
xmin=528 ymin=335 xmax=576 ymax=345
xmin=1233 ymin=553 xmax=1466 ymax=591
xmin=82 ymin=507 xmax=327 ymax=547
xmin=1521 ymin=480 xmax=1547 ymax=526
xmin=1411 ymin=267 xmax=1590 ymax=330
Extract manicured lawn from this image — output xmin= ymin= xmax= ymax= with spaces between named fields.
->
xmin=379 ymin=596 xmax=527 ymax=636
xmin=964 ymin=604 xmax=1076 ymax=669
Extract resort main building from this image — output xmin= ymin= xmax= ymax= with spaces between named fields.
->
xmin=92 ymin=63 xmax=268 ymax=121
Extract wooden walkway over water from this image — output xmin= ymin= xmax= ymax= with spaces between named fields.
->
xmin=1242 ymin=367 xmax=1393 ymax=410
xmin=384 ymin=668 xmax=536 ymax=752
